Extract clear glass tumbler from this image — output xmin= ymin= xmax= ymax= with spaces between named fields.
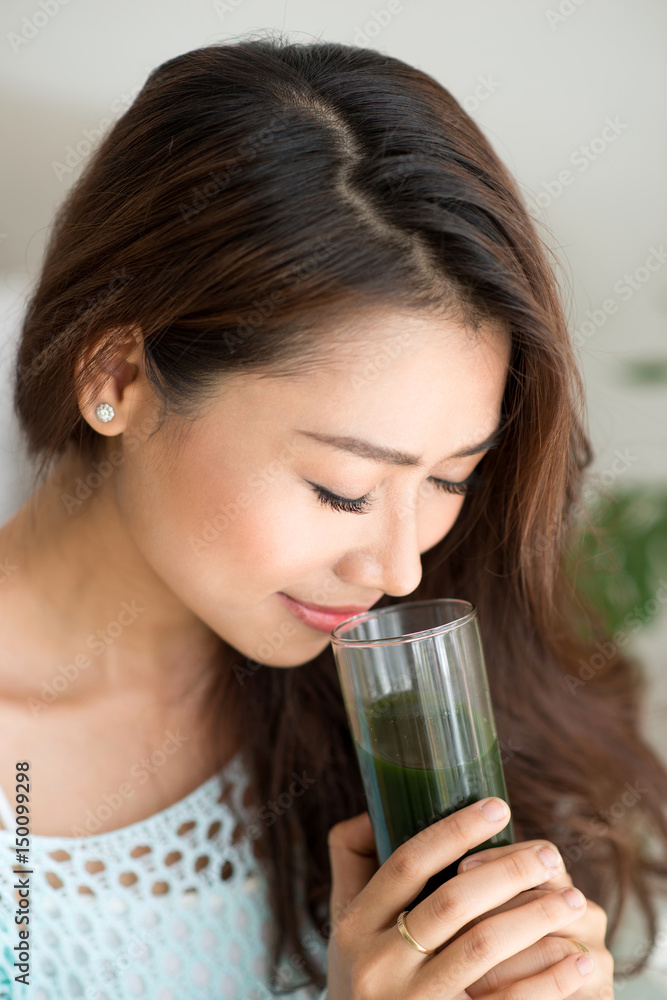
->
xmin=330 ymin=598 xmax=514 ymax=910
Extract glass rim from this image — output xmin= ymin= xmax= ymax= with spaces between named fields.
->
xmin=329 ymin=597 xmax=477 ymax=647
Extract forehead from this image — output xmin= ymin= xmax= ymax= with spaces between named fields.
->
xmin=214 ymin=308 xmax=511 ymax=460
xmin=284 ymin=306 xmax=505 ymax=394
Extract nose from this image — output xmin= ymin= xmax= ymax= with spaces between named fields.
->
xmin=334 ymin=507 xmax=424 ymax=598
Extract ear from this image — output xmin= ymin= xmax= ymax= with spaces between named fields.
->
xmin=75 ymin=325 xmax=145 ymax=436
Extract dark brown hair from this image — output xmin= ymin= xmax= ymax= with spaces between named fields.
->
xmin=12 ymin=34 xmax=667 ymax=993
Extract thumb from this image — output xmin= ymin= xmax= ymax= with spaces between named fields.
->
xmin=327 ymin=811 xmax=380 ymax=930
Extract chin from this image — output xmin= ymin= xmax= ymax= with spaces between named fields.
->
xmin=217 ymin=607 xmax=336 ymax=672
xmin=262 ymin=643 xmax=331 ymax=669
xmin=234 ymin=632 xmax=331 ymax=672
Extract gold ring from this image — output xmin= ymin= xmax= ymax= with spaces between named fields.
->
xmin=396 ymin=909 xmax=436 ymax=955
xmin=568 ymin=938 xmax=590 ymax=954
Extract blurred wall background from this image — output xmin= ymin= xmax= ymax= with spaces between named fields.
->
xmin=1 ymin=0 xmax=666 ymax=988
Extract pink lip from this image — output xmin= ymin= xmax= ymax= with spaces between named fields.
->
xmin=278 ymin=593 xmax=377 ymax=634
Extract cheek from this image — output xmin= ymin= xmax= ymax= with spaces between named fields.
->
xmin=193 ymin=491 xmax=327 ymax=593
xmin=117 ymin=441 xmax=329 ymax=607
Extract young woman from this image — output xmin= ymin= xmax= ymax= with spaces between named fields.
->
xmin=0 ymin=35 xmax=665 ymax=1000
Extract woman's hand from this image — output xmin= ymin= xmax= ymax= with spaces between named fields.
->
xmin=452 ymin=841 xmax=615 ymax=999
xmin=326 ymin=798 xmax=598 ymax=999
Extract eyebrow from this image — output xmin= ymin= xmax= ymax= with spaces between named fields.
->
xmin=295 ymin=418 xmax=504 ymax=468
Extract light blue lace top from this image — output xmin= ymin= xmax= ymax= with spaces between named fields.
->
xmin=0 ymin=749 xmax=329 ymax=999
xmin=6 ymin=748 xmax=666 ymax=1000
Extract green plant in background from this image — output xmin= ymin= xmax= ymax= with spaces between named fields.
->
xmin=566 ymin=356 xmax=667 ymax=639
xmin=566 ymin=487 xmax=667 ymax=639
xmin=620 ymin=359 xmax=667 ymax=386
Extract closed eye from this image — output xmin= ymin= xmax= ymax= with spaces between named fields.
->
xmin=307 ymin=470 xmax=482 ymax=515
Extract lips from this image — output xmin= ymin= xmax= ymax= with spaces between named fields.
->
xmin=278 ymin=592 xmax=379 ymax=634
xmin=290 ymin=597 xmax=374 ymax=614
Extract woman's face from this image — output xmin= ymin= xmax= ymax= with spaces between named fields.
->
xmin=92 ymin=307 xmax=511 ymax=669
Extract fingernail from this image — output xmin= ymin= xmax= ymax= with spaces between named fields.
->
xmin=479 ymin=798 xmax=509 ymax=821
xmin=563 ymin=887 xmax=586 ymax=909
xmin=576 ymin=954 xmax=594 ymax=975
xmin=460 ymin=858 xmax=484 ymax=871
xmin=537 ymin=845 xmax=561 ymax=868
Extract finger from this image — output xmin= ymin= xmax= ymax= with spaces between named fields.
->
xmin=490 ymin=953 xmax=595 ymax=1000
xmin=414 ymin=882 xmax=590 ymax=996
xmin=444 ymin=887 xmax=581 ymax=946
xmin=455 ymin=845 xmax=579 ymax=941
xmin=459 ymin=841 xmax=574 ymax=894
xmin=464 ymin=934 xmax=589 ymax=997
xmin=402 ymin=841 xmax=567 ymax=955
xmin=468 ymin=950 xmax=596 ymax=1000
xmin=327 ymin=811 xmax=380 ymax=929
xmin=458 ymin=839 xmax=567 ymax=868
xmin=481 ymin=869 xmax=573 ymax=894
xmin=350 ymin=796 xmax=512 ymax=928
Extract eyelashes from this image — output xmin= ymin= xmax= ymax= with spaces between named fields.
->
xmin=308 ymin=470 xmax=482 ymax=515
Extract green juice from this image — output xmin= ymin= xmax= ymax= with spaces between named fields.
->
xmin=353 ymin=691 xmax=514 ymax=910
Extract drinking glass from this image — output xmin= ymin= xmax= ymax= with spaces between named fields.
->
xmin=330 ymin=598 xmax=514 ymax=909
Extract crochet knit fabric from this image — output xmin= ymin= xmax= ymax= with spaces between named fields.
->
xmin=0 ymin=749 xmax=328 ymax=999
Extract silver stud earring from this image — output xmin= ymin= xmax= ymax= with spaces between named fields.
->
xmin=95 ymin=402 xmax=115 ymax=422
